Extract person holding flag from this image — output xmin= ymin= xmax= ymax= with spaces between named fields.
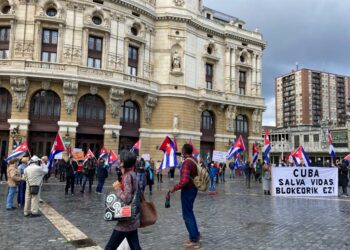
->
xmin=291 ymin=146 xmax=312 ymax=167
xmin=263 ymin=128 xmax=271 ymax=164
xmin=48 ymin=133 xmax=66 ymax=170
xmin=169 ymin=144 xmax=201 ymax=249
xmin=80 ymin=149 xmax=96 ymax=194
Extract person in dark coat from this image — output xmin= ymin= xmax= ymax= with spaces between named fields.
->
xmin=65 ymin=158 xmax=78 ymax=195
xmin=145 ymin=160 xmax=155 ymax=195
xmin=244 ymin=161 xmax=253 ymax=189
xmin=96 ymin=158 xmax=108 ymax=194
xmin=1 ymin=157 xmax=8 ymax=181
xmin=338 ymin=160 xmax=349 ymax=197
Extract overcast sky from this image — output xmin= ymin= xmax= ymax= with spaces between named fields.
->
xmin=204 ymin=0 xmax=350 ymax=126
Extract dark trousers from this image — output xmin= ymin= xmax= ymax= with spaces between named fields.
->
xmin=81 ymin=174 xmax=93 ymax=192
xmin=342 ymin=185 xmax=348 ymax=195
xmin=156 ymin=173 xmax=162 ymax=183
xmin=105 ymin=229 xmax=142 ymax=250
xmin=0 ymin=169 xmax=7 ymax=181
xmin=59 ymin=170 xmax=65 ymax=182
xmin=17 ymin=180 xmax=26 ymax=207
xmin=170 ymin=168 xmax=175 ymax=178
xmin=65 ymin=175 xmax=75 ymax=194
xmin=96 ymin=178 xmax=105 ymax=193
xmin=181 ymin=186 xmax=199 ymax=243
xmin=75 ymin=173 xmax=83 ymax=185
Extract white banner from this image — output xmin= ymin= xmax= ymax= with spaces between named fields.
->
xmin=212 ymin=150 xmax=227 ymax=163
xmin=141 ymin=153 xmax=150 ymax=161
xmin=272 ymin=167 xmax=338 ymax=197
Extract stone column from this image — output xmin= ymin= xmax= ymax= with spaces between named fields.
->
xmin=33 ymin=21 xmax=41 ymax=61
xmin=81 ymin=28 xmax=89 ymax=66
xmin=224 ymin=46 xmax=231 ymax=92
xmin=230 ymin=47 xmax=237 ymax=93
xmin=103 ymin=125 xmax=122 ymax=154
xmin=58 ymin=121 xmax=79 ymax=147
xmin=251 ymin=53 xmax=257 ymax=96
xmin=7 ymin=119 xmax=30 ymax=154
xmin=57 ymin=24 xmax=65 ymax=63
xmin=257 ymin=54 xmax=262 ymax=96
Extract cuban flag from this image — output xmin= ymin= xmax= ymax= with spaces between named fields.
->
xmin=48 ymin=133 xmax=66 ymax=169
xmin=344 ymin=154 xmax=350 ymax=164
xmin=252 ymin=143 xmax=259 ymax=164
xmin=131 ymin=139 xmax=141 ymax=152
xmin=83 ymin=149 xmax=95 ymax=164
xmin=159 ymin=136 xmax=178 ymax=169
xmin=234 ymin=154 xmax=240 ymax=169
xmin=291 ymin=146 xmax=312 ymax=167
xmin=188 ymin=138 xmax=199 ymax=157
xmin=99 ymin=147 xmax=108 ymax=159
xmin=328 ymin=130 xmax=336 ymax=161
xmin=263 ymin=128 xmax=271 ymax=164
xmin=108 ymin=149 xmax=119 ymax=165
xmin=5 ymin=142 xmax=29 ymax=162
xmin=226 ymin=135 xmax=245 ymax=160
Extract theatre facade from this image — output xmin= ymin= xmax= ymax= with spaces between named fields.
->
xmin=0 ymin=0 xmax=265 ymax=161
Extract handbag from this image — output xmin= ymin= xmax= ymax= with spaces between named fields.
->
xmin=139 ymin=192 xmax=157 ymax=228
xmin=104 ymin=174 xmax=140 ymax=222
xmin=29 ymin=185 xmax=40 ymax=195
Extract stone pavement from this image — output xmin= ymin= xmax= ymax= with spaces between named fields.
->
xmin=1 ymin=173 xmax=350 ymax=250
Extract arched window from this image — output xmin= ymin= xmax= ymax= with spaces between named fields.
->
xmin=30 ymin=90 xmax=60 ymax=121
xmin=236 ymin=115 xmax=248 ymax=133
xmin=77 ymin=94 xmax=105 ymax=123
xmin=121 ymin=100 xmax=139 ymax=125
xmin=0 ymin=87 xmax=11 ymax=121
xmin=201 ymin=111 xmax=214 ymax=131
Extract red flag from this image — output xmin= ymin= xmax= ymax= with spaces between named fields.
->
xmin=188 ymin=138 xmax=199 ymax=155
xmin=108 ymin=149 xmax=119 ymax=165
xmin=173 ymin=137 xmax=178 ymax=152
xmin=99 ymin=147 xmax=108 ymax=159
xmin=131 ymin=139 xmax=141 ymax=152
xmin=83 ymin=149 xmax=95 ymax=164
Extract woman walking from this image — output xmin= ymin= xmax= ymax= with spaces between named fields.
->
xmin=262 ymin=163 xmax=271 ymax=195
xmin=105 ymin=151 xmax=142 ymax=250
xmin=145 ymin=160 xmax=154 ymax=195
xmin=6 ymin=158 xmax=21 ymax=210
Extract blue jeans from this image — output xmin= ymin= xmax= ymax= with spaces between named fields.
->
xmin=137 ymin=173 xmax=145 ymax=192
xmin=96 ymin=178 xmax=105 ymax=193
xmin=75 ymin=173 xmax=83 ymax=185
xmin=6 ymin=187 xmax=17 ymax=209
xmin=181 ymin=186 xmax=199 ymax=243
xmin=220 ymin=172 xmax=225 ymax=182
xmin=209 ymin=176 xmax=216 ymax=192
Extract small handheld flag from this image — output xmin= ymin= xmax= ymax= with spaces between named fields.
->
xmin=263 ymin=128 xmax=271 ymax=164
xmin=344 ymin=154 xmax=350 ymax=164
xmin=5 ymin=142 xmax=29 ymax=161
xmin=328 ymin=130 xmax=336 ymax=161
xmin=48 ymin=133 xmax=66 ymax=169
xmin=188 ymin=138 xmax=199 ymax=157
xmin=226 ymin=135 xmax=245 ymax=160
xmin=131 ymin=139 xmax=141 ymax=152
xmin=252 ymin=143 xmax=259 ymax=164
xmin=99 ymin=147 xmax=108 ymax=159
xmin=108 ymin=149 xmax=119 ymax=165
xmin=291 ymin=146 xmax=311 ymax=167
xmin=83 ymin=149 xmax=95 ymax=164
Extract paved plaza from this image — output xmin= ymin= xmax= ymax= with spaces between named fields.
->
xmin=1 ymin=173 xmax=350 ymax=250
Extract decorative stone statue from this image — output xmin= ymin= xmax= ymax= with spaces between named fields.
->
xmin=172 ymin=50 xmax=181 ymax=71
xmin=173 ymin=113 xmax=179 ymax=130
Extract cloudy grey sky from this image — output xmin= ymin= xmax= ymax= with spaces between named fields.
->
xmin=204 ymin=0 xmax=350 ymax=126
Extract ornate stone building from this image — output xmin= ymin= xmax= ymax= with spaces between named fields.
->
xmin=0 ymin=0 xmax=266 ymax=161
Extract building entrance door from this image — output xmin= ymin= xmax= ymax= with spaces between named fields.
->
xmin=0 ymin=131 xmax=9 ymax=159
xmin=119 ymin=136 xmax=139 ymax=159
xmin=76 ymin=134 xmax=103 ymax=156
xmin=29 ymin=132 xmax=56 ymax=157
xmin=200 ymin=141 xmax=214 ymax=164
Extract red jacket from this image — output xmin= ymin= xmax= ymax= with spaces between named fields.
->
xmin=174 ymin=157 xmax=198 ymax=191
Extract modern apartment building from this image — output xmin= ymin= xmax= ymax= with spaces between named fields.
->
xmin=275 ymin=69 xmax=350 ymax=128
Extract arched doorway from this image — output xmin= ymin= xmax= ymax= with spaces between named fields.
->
xmin=76 ymin=94 xmax=105 ymax=156
xmin=235 ymin=114 xmax=249 ymax=160
xmin=119 ymin=100 xmax=140 ymax=157
xmin=200 ymin=110 xmax=215 ymax=163
xmin=29 ymin=90 xmax=60 ymax=157
xmin=0 ymin=87 xmax=11 ymax=158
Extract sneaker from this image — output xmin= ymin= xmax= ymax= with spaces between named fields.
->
xmin=24 ymin=213 xmax=31 ymax=217
xmin=183 ymin=241 xmax=201 ymax=249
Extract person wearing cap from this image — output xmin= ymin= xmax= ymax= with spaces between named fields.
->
xmin=6 ymin=158 xmax=21 ymax=210
xmin=17 ymin=157 xmax=29 ymax=208
xmin=23 ymin=155 xmax=48 ymax=217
